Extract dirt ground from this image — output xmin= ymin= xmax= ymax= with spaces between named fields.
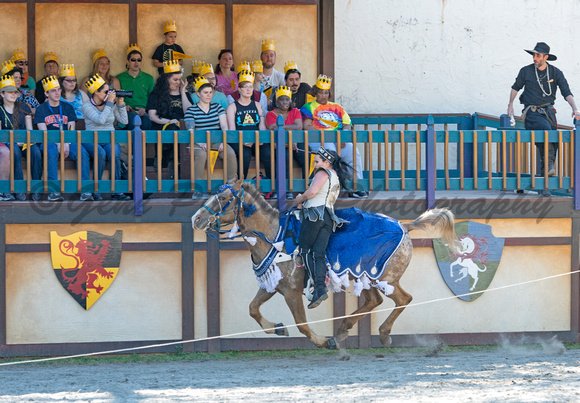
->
xmin=2 ymin=344 xmax=580 ymax=402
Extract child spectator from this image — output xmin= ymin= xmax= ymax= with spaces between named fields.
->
xmin=152 ymin=21 xmax=185 ymax=76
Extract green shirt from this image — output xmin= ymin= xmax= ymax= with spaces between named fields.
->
xmin=117 ymin=70 xmax=155 ymax=109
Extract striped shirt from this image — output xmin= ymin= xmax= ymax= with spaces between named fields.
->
xmin=184 ymin=102 xmax=225 ymax=130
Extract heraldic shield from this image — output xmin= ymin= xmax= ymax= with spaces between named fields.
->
xmin=433 ymin=221 xmax=504 ymax=302
xmin=50 ymin=230 xmax=123 ymax=310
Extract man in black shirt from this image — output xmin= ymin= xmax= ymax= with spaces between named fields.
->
xmin=508 ymin=42 xmax=580 ymax=178
xmin=271 ymin=63 xmax=312 ymax=110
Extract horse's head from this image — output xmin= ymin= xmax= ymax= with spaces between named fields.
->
xmin=192 ymin=177 xmax=244 ymax=231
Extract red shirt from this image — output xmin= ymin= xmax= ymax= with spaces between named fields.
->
xmin=266 ymin=108 xmax=302 ymax=127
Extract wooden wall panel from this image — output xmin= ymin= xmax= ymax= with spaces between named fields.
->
xmin=0 ymin=4 xmax=28 ymax=63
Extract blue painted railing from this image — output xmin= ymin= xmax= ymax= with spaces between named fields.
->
xmin=1 ymin=113 xmax=578 ymax=215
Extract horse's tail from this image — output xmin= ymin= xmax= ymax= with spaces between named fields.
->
xmin=403 ymin=208 xmax=460 ymax=252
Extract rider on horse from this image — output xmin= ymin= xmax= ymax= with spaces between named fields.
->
xmin=295 ymin=147 xmax=353 ymax=309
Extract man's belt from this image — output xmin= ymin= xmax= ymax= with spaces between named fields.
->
xmin=521 ymin=104 xmax=555 ymax=126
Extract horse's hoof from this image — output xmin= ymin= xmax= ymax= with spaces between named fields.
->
xmin=380 ymin=335 xmax=392 ymax=347
xmin=274 ymin=323 xmax=289 ymax=336
xmin=326 ymin=337 xmax=339 ymax=350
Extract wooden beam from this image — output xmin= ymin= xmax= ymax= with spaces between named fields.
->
xmin=129 ymin=0 xmax=137 ymax=44
xmin=181 ymin=223 xmax=195 ymax=353
xmin=27 ymin=0 xmax=35 ymax=79
xmin=206 ymin=230 xmax=221 ymax=353
xmin=225 ymin=0 xmax=233 ymax=50
xmin=318 ymin=0 xmax=334 ymax=78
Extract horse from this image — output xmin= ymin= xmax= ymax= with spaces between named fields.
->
xmin=192 ymin=178 xmax=458 ymax=349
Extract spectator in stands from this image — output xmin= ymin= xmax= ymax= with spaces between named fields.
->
xmin=79 ymin=74 xmax=130 ymax=201
xmin=251 ymin=60 xmax=265 ymax=93
xmin=11 ymin=49 xmax=35 ymax=95
xmin=225 ymin=70 xmax=270 ymax=181
xmin=35 ymin=52 xmax=59 ymax=105
xmin=33 ymin=76 xmax=76 ymax=202
xmin=260 ymin=39 xmax=285 ymax=99
xmin=147 ymin=61 xmax=185 ymax=177
xmin=59 ymin=64 xmax=88 ymax=130
xmin=0 ymin=75 xmax=33 ymax=201
xmin=152 ymin=21 xmax=185 ymax=76
xmin=117 ymin=44 xmax=154 ymax=130
xmin=182 ymin=62 xmax=229 ymax=111
xmin=266 ymin=85 xmax=306 ymax=198
xmin=301 ymin=75 xmax=367 ymax=198
xmin=226 ymin=62 xmax=268 ymax=114
xmin=271 ymin=61 xmax=312 ymax=110
xmin=1 ymin=61 xmax=39 ymax=111
xmin=81 ymin=49 xmax=120 ymax=94
xmin=185 ymin=60 xmax=202 ymax=95
xmin=184 ymin=76 xmax=237 ymax=197
xmin=215 ymin=49 xmax=238 ymax=97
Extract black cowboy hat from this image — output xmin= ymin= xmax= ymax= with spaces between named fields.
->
xmin=525 ymin=42 xmax=557 ymax=61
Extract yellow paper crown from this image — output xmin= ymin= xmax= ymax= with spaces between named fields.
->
xmin=127 ymin=43 xmax=141 ymax=55
xmin=0 ymin=75 xmax=16 ymax=91
xmin=43 ymin=51 xmax=58 ymax=65
xmin=163 ymin=60 xmax=181 ymax=74
xmin=92 ymin=48 xmax=108 ymax=63
xmin=163 ymin=20 xmax=177 ymax=34
xmin=85 ymin=73 xmax=106 ymax=94
xmin=261 ymin=39 xmax=275 ymax=52
xmin=237 ymin=61 xmax=251 ymax=74
xmin=284 ymin=60 xmax=299 ymax=74
xmin=238 ymin=70 xmax=255 ymax=85
xmin=11 ymin=49 xmax=26 ymax=62
xmin=276 ymin=85 xmax=292 ymax=99
xmin=192 ymin=60 xmax=202 ymax=75
xmin=59 ymin=64 xmax=76 ymax=77
xmin=315 ymin=74 xmax=332 ymax=90
xmin=0 ymin=60 xmax=16 ymax=76
xmin=193 ymin=76 xmax=210 ymax=92
xmin=250 ymin=60 xmax=263 ymax=73
xmin=198 ymin=62 xmax=214 ymax=76
xmin=42 ymin=75 xmax=60 ymax=92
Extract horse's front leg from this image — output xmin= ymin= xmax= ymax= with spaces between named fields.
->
xmin=336 ymin=288 xmax=383 ymax=345
xmin=249 ymin=288 xmax=288 ymax=336
xmin=281 ymin=287 xmax=336 ymax=349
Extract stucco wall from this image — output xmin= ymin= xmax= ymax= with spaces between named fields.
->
xmin=335 ymin=0 xmax=580 ymax=122
xmin=0 ymin=4 xmax=27 ymax=62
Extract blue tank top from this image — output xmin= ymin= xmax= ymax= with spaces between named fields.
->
xmin=61 ymin=92 xmax=84 ymax=119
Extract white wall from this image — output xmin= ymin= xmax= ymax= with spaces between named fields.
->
xmin=335 ymin=0 xmax=580 ymax=124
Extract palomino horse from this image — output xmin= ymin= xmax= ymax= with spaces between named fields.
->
xmin=192 ymin=178 xmax=458 ymax=349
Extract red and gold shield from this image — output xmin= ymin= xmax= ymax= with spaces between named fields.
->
xmin=50 ymin=230 xmax=123 ymax=310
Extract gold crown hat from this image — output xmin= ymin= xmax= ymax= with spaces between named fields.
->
xmin=43 ymin=51 xmax=58 ymax=65
xmin=92 ymin=48 xmax=108 ymax=63
xmin=315 ymin=74 xmax=332 ymax=90
xmin=127 ymin=43 xmax=141 ymax=55
xmin=59 ymin=64 xmax=76 ymax=77
xmin=261 ymin=39 xmax=275 ymax=52
xmin=163 ymin=20 xmax=177 ymax=34
xmin=85 ymin=73 xmax=106 ymax=94
xmin=250 ymin=60 xmax=263 ymax=73
xmin=192 ymin=60 xmax=202 ymax=75
xmin=0 ymin=75 xmax=17 ymax=92
xmin=193 ymin=76 xmax=210 ymax=92
xmin=163 ymin=60 xmax=181 ymax=74
xmin=10 ymin=49 xmax=26 ymax=62
xmin=284 ymin=60 xmax=299 ymax=74
xmin=276 ymin=85 xmax=292 ymax=99
xmin=42 ymin=75 xmax=60 ymax=92
xmin=238 ymin=70 xmax=255 ymax=84
xmin=198 ymin=62 xmax=214 ymax=77
xmin=0 ymin=60 xmax=16 ymax=76
xmin=237 ymin=61 xmax=251 ymax=74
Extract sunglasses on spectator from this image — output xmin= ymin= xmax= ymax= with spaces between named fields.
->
xmin=130 ymin=58 xmax=142 ymax=62
xmin=16 ymin=61 xmax=28 ymax=66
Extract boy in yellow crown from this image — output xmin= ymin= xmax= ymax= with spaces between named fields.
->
xmin=152 ymin=21 xmax=186 ymax=76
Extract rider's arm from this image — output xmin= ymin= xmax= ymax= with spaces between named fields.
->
xmin=295 ymin=170 xmax=329 ymax=204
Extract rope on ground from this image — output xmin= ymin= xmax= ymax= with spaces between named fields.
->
xmin=0 ymin=268 xmax=578 ymax=367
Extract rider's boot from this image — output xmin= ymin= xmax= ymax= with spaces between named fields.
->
xmin=308 ymin=258 xmax=328 ymax=309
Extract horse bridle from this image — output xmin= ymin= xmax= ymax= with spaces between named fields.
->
xmin=198 ymin=184 xmax=243 ymax=232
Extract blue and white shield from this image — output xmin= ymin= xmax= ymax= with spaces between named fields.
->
xmin=433 ymin=221 xmax=504 ymax=302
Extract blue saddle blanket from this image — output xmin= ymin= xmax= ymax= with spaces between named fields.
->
xmin=283 ymin=207 xmax=406 ymax=280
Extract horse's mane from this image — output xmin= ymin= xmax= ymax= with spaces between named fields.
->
xmin=241 ymin=182 xmax=279 ymax=220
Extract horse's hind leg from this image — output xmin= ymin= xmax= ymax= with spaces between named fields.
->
xmin=249 ymin=288 xmax=287 ymax=336
xmin=336 ymin=288 xmax=383 ymax=345
xmin=378 ymin=281 xmax=412 ymax=347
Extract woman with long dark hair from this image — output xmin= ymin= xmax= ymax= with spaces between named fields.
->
xmin=147 ymin=61 xmax=184 ymax=176
xmin=215 ymin=49 xmax=238 ymax=97
xmin=0 ymin=75 xmax=33 ymax=201
xmin=295 ymin=147 xmax=353 ymax=309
